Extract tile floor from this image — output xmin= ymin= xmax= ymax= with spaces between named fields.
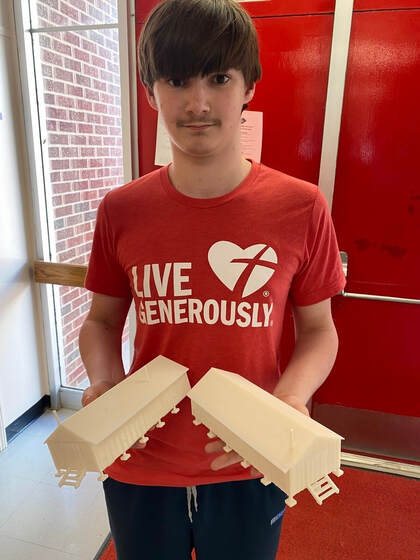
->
xmin=0 ymin=409 xmax=110 ymax=560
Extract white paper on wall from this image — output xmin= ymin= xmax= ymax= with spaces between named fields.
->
xmin=154 ymin=110 xmax=264 ymax=166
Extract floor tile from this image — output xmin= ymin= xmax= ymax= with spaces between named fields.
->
xmin=0 ymin=534 xmax=84 ymax=560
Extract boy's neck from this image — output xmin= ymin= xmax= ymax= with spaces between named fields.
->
xmin=167 ymin=148 xmax=252 ymax=199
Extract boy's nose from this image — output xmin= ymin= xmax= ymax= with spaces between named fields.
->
xmin=184 ymin=82 xmax=210 ymax=115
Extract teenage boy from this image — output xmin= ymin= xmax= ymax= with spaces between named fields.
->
xmin=80 ymin=0 xmax=346 ymax=559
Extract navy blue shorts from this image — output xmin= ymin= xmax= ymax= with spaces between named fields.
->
xmin=103 ymin=476 xmax=287 ymax=560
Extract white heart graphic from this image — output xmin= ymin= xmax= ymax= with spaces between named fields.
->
xmin=208 ymin=241 xmax=277 ymax=297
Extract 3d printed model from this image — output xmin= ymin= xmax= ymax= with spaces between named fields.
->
xmin=45 ymin=355 xmax=190 ymax=488
xmin=45 ymin=355 xmax=344 ymax=506
xmin=188 ymin=367 xmax=344 ymax=507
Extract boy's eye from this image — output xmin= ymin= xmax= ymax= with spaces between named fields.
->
xmin=213 ymin=74 xmax=230 ymax=85
xmin=168 ymin=78 xmax=186 ymax=87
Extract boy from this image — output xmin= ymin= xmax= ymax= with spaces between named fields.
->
xmin=80 ymin=1 xmax=346 ymax=558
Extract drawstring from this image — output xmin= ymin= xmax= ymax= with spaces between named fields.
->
xmin=186 ymin=485 xmax=198 ymax=522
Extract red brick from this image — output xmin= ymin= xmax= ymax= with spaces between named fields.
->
xmin=61 ymin=147 xmax=78 ymax=157
xmin=60 ymin=1 xmax=79 ymax=21
xmin=54 ymin=67 xmax=73 ymax=83
xmin=72 ymin=159 xmax=88 ymax=169
xmin=61 ymin=288 xmax=78 ymax=305
xmin=78 ymin=123 xmax=93 ymax=134
xmin=94 ymin=126 xmax=108 ymax=135
xmin=97 ymin=147 xmax=110 ymax=157
xmin=86 ymin=113 xmax=101 ymax=124
xmin=76 ymin=74 xmax=91 ymax=87
xmin=70 ymin=135 xmax=87 ymax=145
xmin=69 ymin=110 xmax=85 ymax=122
xmin=44 ymin=93 xmax=55 ymax=105
xmin=52 ymin=39 xmax=71 ymax=56
xmin=59 ymin=122 xmax=77 ymax=133
xmin=80 ymin=147 xmax=95 ymax=157
xmin=49 ymin=133 xmax=69 ymax=145
xmin=56 ymin=240 xmax=66 ymax=252
xmin=75 ymin=221 xmax=93 ymax=233
xmin=50 ymin=9 xmax=68 ymax=26
xmin=58 ymin=248 xmax=76 ymax=261
xmin=64 ymin=58 xmax=81 ymax=73
xmin=46 ymin=120 xmax=57 ymax=131
xmin=64 ymin=31 xmax=80 ymax=47
xmin=51 ymin=159 xmax=70 ymax=170
xmin=91 ymin=55 xmax=106 ymax=69
xmin=92 ymin=79 xmax=106 ymax=92
xmin=88 ymin=136 xmax=102 ymax=145
xmin=65 ymin=329 xmax=80 ymax=345
xmin=82 ymin=39 xmax=97 ymax=55
xmin=53 ymin=183 xmax=71 ymax=194
xmin=50 ymin=172 xmax=61 ymax=183
xmin=90 ymin=199 xmax=101 ymax=210
xmin=55 ymin=205 xmax=73 ymax=218
xmin=85 ymin=88 xmax=100 ymax=101
xmin=83 ymin=64 xmax=99 ymax=78
xmin=44 ymin=79 xmax=65 ymax=94
xmin=64 ymin=192 xmax=81 ymax=204
xmin=42 ymin=64 xmax=52 ymax=79
xmin=108 ymin=104 xmax=121 ymax=116
xmin=42 ymin=49 xmax=63 ymax=67
xmin=66 ymin=85 xmax=83 ymax=97
xmin=66 ymin=214 xmax=83 ymax=226
xmin=80 ymin=169 xmax=96 ymax=179
xmin=49 ymin=147 xmax=59 ymax=158
xmin=56 ymin=226 xmax=74 ymax=240
xmin=74 ymin=48 xmax=89 ymax=63
xmin=102 ymin=115 xmax=114 ymax=126
xmin=77 ymin=99 xmax=92 ymax=111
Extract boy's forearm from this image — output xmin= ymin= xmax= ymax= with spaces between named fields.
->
xmin=273 ymin=327 xmax=339 ymax=406
xmin=79 ymin=319 xmax=126 ymax=386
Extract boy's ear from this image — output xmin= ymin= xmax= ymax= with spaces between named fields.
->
xmin=244 ymin=82 xmax=256 ymax=105
xmin=144 ymin=84 xmax=158 ymax=111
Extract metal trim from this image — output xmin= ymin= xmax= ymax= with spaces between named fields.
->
xmin=29 ymin=23 xmax=118 ymax=34
xmin=341 ymin=452 xmax=420 ymax=479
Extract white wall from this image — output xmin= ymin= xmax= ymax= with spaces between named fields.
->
xmin=0 ymin=0 xmax=49 ymax=428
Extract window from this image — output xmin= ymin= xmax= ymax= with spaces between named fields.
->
xmin=15 ymin=0 xmax=137 ymax=404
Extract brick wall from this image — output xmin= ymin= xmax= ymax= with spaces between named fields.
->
xmin=35 ymin=0 xmax=128 ymax=388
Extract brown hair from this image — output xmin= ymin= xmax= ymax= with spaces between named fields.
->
xmin=138 ymin=0 xmax=262 ymax=90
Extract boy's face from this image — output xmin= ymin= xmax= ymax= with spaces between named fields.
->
xmin=145 ymin=69 xmax=255 ymax=159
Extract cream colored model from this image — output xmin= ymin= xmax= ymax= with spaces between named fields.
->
xmin=45 ymin=355 xmax=190 ymax=488
xmin=189 ymin=367 xmax=344 ymax=507
xmin=45 ymin=356 xmax=344 ymax=506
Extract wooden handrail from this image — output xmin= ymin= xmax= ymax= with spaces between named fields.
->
xmin=33 ymin=261 xmax=87 ymax=288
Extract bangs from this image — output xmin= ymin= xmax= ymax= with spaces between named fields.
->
xmin=139 ymin=0 xmax=261 ymax=89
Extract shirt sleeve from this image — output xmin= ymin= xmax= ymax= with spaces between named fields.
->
xmin=290 ymin=188 xmax=346 ymax=306
xmin=84 ymin=194 xmax=132 ymax=298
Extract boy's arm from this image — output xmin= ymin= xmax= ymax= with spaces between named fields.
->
xmin=272 ymin=298 xmax=339 ymax=412
xmin=79 ymin=292 xmax=132 ymax=405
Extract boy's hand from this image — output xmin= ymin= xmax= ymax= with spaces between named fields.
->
xmin=81 ymin=380 xmax=157 ymax=450
xmin=204 ymin=395 xmax=309 ymax=474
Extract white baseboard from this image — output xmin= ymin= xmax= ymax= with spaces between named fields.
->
xmin=341 ymin=452 xmax=420 ymax=479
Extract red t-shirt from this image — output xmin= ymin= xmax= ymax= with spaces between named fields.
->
xmin=85 ymin=160 xmax=346 ymax=487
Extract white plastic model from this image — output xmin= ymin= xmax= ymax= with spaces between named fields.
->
xmin=45 ymin=355 xmax=190 ymax=488
xmin=188 ymin=367 xmax=344 ymax=507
